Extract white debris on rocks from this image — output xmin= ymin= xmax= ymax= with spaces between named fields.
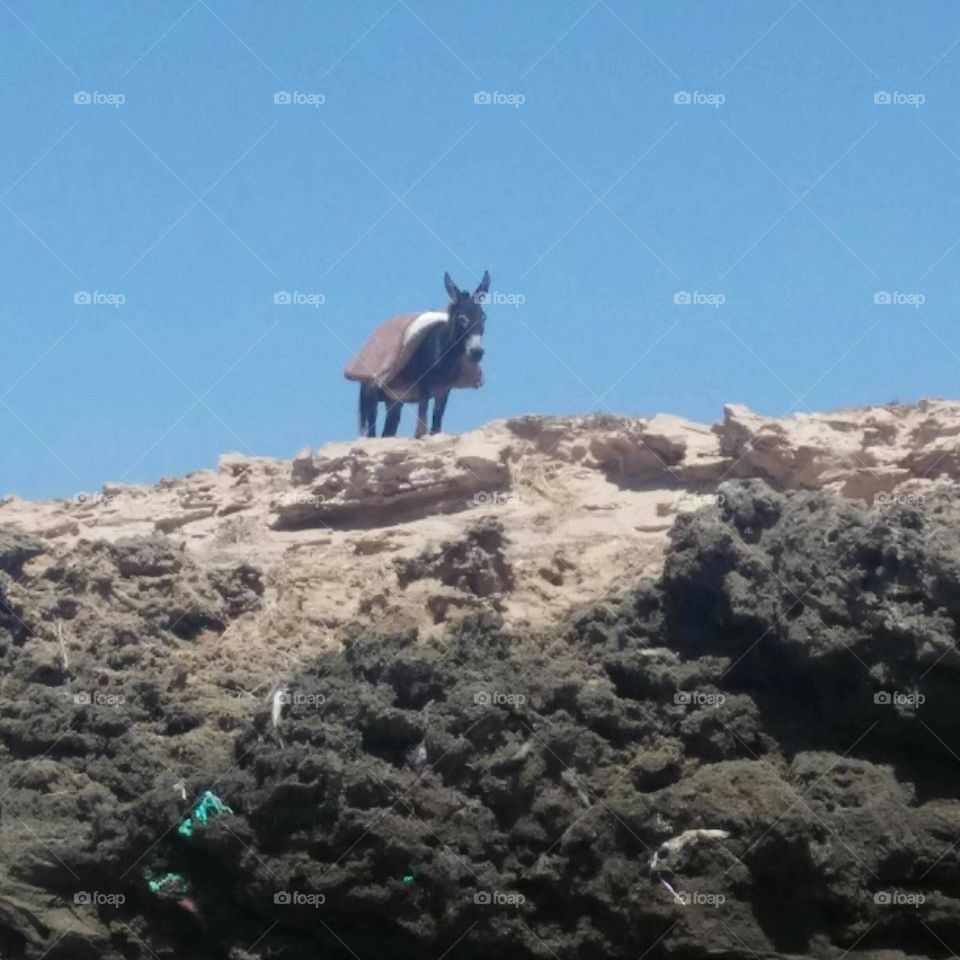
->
xmin=270 ymin=684 xmax=287 ymax=745
xmin=650 ymin=828 xmax=731 ymax=906
xmin=649 ymin=828 xmax=730 ymax=873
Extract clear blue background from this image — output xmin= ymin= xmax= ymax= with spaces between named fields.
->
xmin=2 ymin=0 xmax=959 ymax=498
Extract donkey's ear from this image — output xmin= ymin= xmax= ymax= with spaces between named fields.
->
xmin=474 ymin=271 xmax=491 ymax=298
xmin=443 ymin=272 xmax=459 ymax=301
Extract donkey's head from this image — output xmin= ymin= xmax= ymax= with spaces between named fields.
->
xmin=443 ymin=270 xmax=490 ymax=362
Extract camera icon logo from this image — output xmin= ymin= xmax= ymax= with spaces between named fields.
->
xmin=673 ymin=91 xmax=692 ymax=105
xmin=474 ymin=691 xmax=490 ymax=705
xmin=274 ymin=91 xmax=292 ymax=105
xmin=874 ymin=91 xmax=891 ymax=105
xmin=474 ymin=891 xmax=491 ymax=904
xmin=673 ymin=291 xmax=691 ymax=305
xmin=74 ymin=291 xmax=92 ymax=305
xmin=74 ymin=891 xmax=91 ymax=904
xmin=873 ymin=291 xmax=891 ymax=305
xmin=674 ymin=691 xmax=693 ymax=705
xmin=473 ymin=91 xmax=492 ymax=105
xmin=74 ymin=692 xmax=91 ymax=705
xmin=874 ymin=691 xmax=892 ymax=705
xmin=73 ymin=91 xmax=91 ymax=105
xmin=874 ymin=891 xmax=892 ymax=904
xmin=274 ymin=291 xmax=292 ymax=305
xmin=274 ymin=891 xmax=292 ymax=904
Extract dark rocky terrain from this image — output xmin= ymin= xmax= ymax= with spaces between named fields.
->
xmin=2 ymin=479 xmax=960 ymax=958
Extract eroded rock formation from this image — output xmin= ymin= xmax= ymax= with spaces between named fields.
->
xmin=2 ymin=402 xmax=960 ymax=958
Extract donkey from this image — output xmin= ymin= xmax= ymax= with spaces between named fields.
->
xmin=345 ymin=271 xmax=490 ymax=438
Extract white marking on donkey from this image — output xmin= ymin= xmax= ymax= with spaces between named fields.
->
xmin=344 ymin=271 xmax=491 ymax=438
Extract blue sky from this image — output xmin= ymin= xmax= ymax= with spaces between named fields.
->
xmin=2 ymin=1 xmax=960 ymax=498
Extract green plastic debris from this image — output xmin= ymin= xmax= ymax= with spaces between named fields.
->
xmin=147 ymin=871 xmax=190 ymax=895
xmin=177 ymin=790 xmax=233 ymax=838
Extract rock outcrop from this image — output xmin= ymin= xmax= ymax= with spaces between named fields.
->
xmin=4 ymin=400 xmax=960 ymax=645
xmin=2 ymin=401 xmax=960 ymax=958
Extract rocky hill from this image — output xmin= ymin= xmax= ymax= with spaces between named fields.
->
xmin=2 ymin=400 xmax=960 ymax=959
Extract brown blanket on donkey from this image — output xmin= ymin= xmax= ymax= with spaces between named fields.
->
xmin=344 ymin=313 xmax=482 ymax=391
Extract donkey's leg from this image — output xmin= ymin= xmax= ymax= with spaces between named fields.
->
xmin=359 ymin=385 xmax=377 ymax=438
xmin=382 ymin=399 xmax=403 ymax=437
xmin=415 ymin=398 xmax=429 ymax=439
xmin=430 ymin=390 xmax=449 ymax=435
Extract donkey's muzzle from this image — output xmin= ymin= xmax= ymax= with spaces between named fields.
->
xmin=468 ymin=347 xmax=484 ymax=362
